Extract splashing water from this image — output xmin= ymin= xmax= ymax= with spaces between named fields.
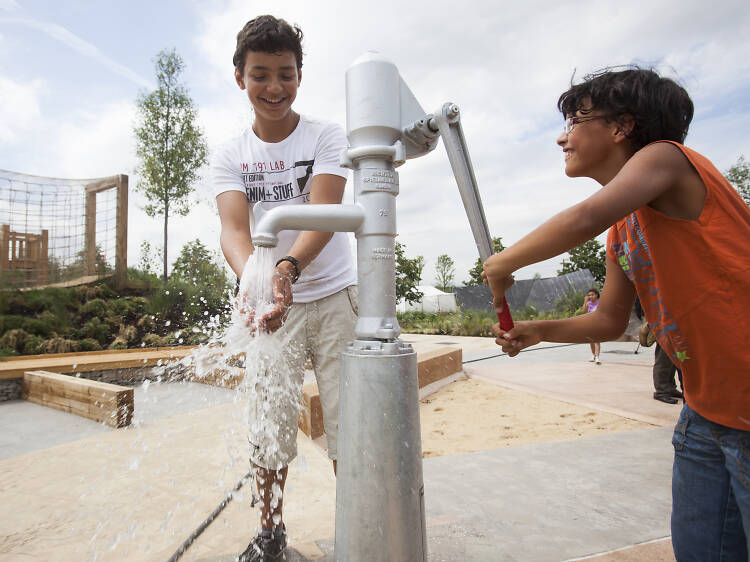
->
xmin=129 ymin=247 xmax=303 ymax=555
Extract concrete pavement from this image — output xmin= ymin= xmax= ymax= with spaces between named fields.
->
xmin=0 ymin=337 xmax=680 ymax=561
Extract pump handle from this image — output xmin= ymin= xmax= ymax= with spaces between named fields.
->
xmin=430 ymin=103 xmax=514 ymax=333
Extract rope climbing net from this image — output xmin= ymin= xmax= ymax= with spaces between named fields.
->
xmin=0 ymin=169 xmax=128 ymax=290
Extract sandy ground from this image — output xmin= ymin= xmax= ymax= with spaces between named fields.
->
xmin=419 ymin=377 xmax=654 ymax=458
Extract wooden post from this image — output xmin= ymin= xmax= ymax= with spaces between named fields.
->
xmin=0 ymin=224 xmax=9 ymax=272
xmin=84 ymin=191 xmax=96 ymax=276
xmin=115 ymin=174 xmax=128 ymax=289
xmin=40 ymin=230 xmax=49 ymax=285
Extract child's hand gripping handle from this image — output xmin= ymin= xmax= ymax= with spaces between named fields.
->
xmin=496 ymin=295 xmax=514 ymax=332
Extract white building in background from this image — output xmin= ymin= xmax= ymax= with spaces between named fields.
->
xmin=397 ymin=286 xmax=457 ymax=313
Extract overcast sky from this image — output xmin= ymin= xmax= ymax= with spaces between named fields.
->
xmin=2 ymin=0 xmax=749 ymax=285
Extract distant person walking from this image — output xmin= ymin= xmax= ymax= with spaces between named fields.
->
xmin=580 ymin=288 xmax=601 ymax=364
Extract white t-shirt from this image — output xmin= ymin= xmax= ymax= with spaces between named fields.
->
xmin=212 ymin=115 xmax=356 ymax=303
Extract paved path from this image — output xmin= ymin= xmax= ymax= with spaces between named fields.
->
xmin=0 ymin=337 xmax=680 ymax=561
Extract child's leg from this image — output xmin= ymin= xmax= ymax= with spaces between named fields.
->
xmin=671 ymin=404 xmax=749 ymax=560
xmin=256 ymin=466 xmax=288 ymax=530
xmin=594 ymin=342 xmax=601 ymax=358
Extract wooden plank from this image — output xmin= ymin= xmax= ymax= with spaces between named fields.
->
xmin=417 ymin=346 xmax=462 ymax=388
xmin=84 ymin=176 xmax=120 ymax=193
xmin=22 ymin=370 xmax=133 ymax=428
xmin=0 ymin=346 xmax=198 ymax=380
xmin=0 ymin=345 xmax=194 ymax=362
xmin=298 ymin=381 xmax=325 ymax=440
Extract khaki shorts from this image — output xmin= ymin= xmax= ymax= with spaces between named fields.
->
xmin=246 ymin=285 xmax=357 ymax=469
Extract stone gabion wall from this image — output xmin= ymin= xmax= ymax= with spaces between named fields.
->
xmin=0 ymin=378 xmax=22 ymax=401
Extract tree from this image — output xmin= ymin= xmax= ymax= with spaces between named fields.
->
xmin=135 ymin=49 xmax=208 ymax=282
xmin=725 ymin=155 xmax=750 ymax=206
xmin=435 ymin=254 xmax=456 ymax=292
xmin=138 ymin=241 xmax=161 ymax=276
xmin=557 ymin=238 xmax=606 ymax=285
xmin=171 ymin=239 xmax=228 ymax=286
xmin=395 ymin=242 xmax=424 ymax=305
xmin=465 ymin=237 xmax=505 ymax=285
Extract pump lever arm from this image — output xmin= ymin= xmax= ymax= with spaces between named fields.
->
xmin=431 ymin=103 xmax=514 ymax=331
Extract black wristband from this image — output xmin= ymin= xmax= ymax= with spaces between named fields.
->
xmin=275 ymin=255 xmax=300 ymax=283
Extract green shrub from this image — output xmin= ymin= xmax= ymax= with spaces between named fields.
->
xmin=78 ymin=338 xmax=103 ymax=352
xmin=22 ymin=335 xmax=45 ymax=355
xmin=23 ymin=287 xmax=77 ymax=317
xmin=20 ymin=317 xmax=54 ymax=337
xmin=76 ymin=317 xmax=111 ymax=345
xmin=0 ymin=347 xmax=18 ymax=357
xmin=0 ymin=315 xmax=25 ymax=334
xmin=0 ymin=329 xmax=31 ymax=353
xmin=0 ymin=291 xmax=29 ymax=316
xmin=108 ymin=336 xmax=128 ymax=350
xmin=118 ymin=324 xmax=138 ymax=345
xmin=142 ymin=333 xmax=166 ymax=347
xmin=137 ymin=315 xmax=157 ymax=333
xmin=80 ymin=298 xmax=109 ymax=320
xmin=43 ymin=337 xmax=79 ymax=354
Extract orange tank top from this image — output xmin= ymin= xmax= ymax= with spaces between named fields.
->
xmin=607 ymin=142 xmax=750 ymax=430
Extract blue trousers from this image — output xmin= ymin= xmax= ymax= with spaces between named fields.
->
xmin=671 ymin=403 xmax=750 ymax=561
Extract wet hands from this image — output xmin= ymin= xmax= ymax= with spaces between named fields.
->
xmin=262 ymin=266 xmax=293 ymax=333
xmin=236 ymin=266 xmax=294 ymax=334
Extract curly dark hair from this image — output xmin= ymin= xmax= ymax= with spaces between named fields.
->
xmin=557 ymin=67 xmax=694 ymax=151
xmin=233 ymin=15 xmax=304 ymax=73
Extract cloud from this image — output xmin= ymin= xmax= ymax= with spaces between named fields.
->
xmin=0 ymin=0 xmax=20 ymax=12
xmin=187 ymin=0 xmax=750 ymax=283
xmin=0 ymin=17 xmax=153 ymax=89
xmin=0 ymin=73 xmax=42 ymax=143
xmin=3 ymin=0 xmax=749 ymax=286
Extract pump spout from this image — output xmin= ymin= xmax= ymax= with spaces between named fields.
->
xmin=252 ymin=203 xmax=365 ymax=247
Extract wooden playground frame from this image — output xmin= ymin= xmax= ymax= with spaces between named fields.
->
xmin=0 ymin=173 xmax=128 ymax=289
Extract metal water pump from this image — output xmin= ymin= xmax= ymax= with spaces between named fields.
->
xmin=252 ymin=51 xmax=499 ymax=562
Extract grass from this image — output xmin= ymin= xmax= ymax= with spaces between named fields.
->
xmin=398 ymin=289 xmax=586 ymax=337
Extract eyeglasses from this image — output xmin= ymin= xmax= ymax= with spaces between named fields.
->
xmin=563 ymin=115 xmax=608 ymax=134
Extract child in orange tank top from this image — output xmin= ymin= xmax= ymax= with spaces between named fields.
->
xmin=483 ymin=67 xmax=750 ymax=559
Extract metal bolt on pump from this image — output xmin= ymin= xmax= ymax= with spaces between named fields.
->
xmin=252 ymin=51 xmax=501 ymax=562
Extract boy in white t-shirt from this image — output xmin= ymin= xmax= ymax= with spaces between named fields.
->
xmin=212 ymin=15 xmax=356 ymax=561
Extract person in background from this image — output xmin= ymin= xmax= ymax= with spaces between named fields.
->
xmin=580 ymin=288 xmax=601 ymax=364
xmin=652 ymin=342 xmax=683 ymax=404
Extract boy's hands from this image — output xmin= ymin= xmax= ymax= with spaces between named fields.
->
xmin=236 ymin=263 xmax=294 ymax=334
xmin=492 ymin=321 xmax=543 ymax=357
xmin=260 ymin=267 xmax=293 ymax=333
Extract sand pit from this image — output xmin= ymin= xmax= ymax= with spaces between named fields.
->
xmin=420 ymin=377 xmax=655 ymax=458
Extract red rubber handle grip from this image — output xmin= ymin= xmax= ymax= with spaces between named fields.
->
xmin=496 ymin=295 xmax=514 ymax=332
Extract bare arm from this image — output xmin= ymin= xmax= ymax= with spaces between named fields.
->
xmin=280 ymin=173 xmax=347 ymax=276
xmin=217 ymin=190 xmax=253 ymax=278
xmin=484 ymin=142 xmax=703 ymax=310
xmin=495 ymin=256 xmax=635 ymax=355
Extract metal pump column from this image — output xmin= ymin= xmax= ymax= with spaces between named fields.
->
xmin=335 ymin=52 xmax=428 ymax=562
xmin=252 ymin=51 xmax=498 ymax=561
